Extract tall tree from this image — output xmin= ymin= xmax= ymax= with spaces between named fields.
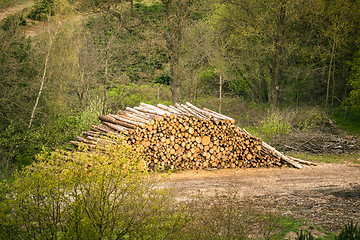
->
xmin=207 ymin=0 xmax=360 ymax=108
xmin=0 ymin=15 xmax=37 ymax=131
xmin=80 ymin=0 xmax=202 ymax=104
xmin=161 ymin=0 xmax=192 ymax=103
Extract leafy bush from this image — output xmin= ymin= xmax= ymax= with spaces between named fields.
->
xmin=1 ymin=14 xmax=27 ymax=31
xmin=28 ymin=0 xmax=55 ymax=20
xmin=28 ymin=0 xmax=72 ymax=21
xmin=108 ymin=83 xmax=172 ymax=111
xmin=254 ymin=110 xmax=291 ymax=141
xmin=292 ymin=110 xmax=322 ymax=132
xmin=73 ymin=97 xmax=102 ymax=133
xmin=0 ymin=136 xmax=186 ymax=239
xmin=0 ymin=125 xmax=50 ymax=179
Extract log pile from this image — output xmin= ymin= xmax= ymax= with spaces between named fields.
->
xmin=71 ymin=102 xmax=313 ymax=170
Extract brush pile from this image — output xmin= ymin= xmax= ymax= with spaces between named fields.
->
xmin=71 ymin=103 xmax=313 ymax=170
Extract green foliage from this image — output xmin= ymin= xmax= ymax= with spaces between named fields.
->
xmin=0 ymin=0 xmax=27 ymax=10
xmin=336 ymin=222 xmax=360 ymax=240
xmin=291 ymin=152 xmax=360 ymax=165
xmin=1 ymin=14 xmax=27 ymax=31
xmin=224 ymin=74 xmax=251 ymax=98
xmin=294 ymin=222 xmax=360 ymax=240
xmin=134 ymin=1 xmax=166 ymax=25
xmin=0 ymin=137 xmax=186 ymax=239
xmin=73 ymin=97 xmax=102 ymax=133
xmin=0 ymin=110 xmax=99 ymax=180
xmin=28 ymin=0 xmax=72 ymax=21
xmin=154 ymin=74 xmax=171 ymax=85
xmin=332 ymin=109 xmax=360 ymax=136
xmin=347 ymin=48 xmax=360 ymax=111
xmin=296 ymin=229 xmax=315 ymax=240
xmin=108 ymin=83 xmax=172 ymax=111
xmin=255 ymin=110 xmax=291 ymax=141
xmin=28 ymin=0 xmax=55 ymax=20
xmin=296 ymin=111 xmax=324 ymax=132
xmin=0 ymin=125 xmax=49 ymax=179
xmin=0 ymin=14 xmax=37 ymax=131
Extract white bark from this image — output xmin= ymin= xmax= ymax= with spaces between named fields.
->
xmin=29 ymin=21 xmax=59 ymax=129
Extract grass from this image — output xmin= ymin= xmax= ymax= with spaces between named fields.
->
xmin=0 ymin=0 xmax=30 ymax=10
xmin=271 ymin=217 xmax=307 ymax=239
xmin=332 ymin=109 xmax=360 ymax=137
xmin=289 ymin=152 xmax=360 ymax=164
xmin=271 ymin=217 xmax=336 ymax=240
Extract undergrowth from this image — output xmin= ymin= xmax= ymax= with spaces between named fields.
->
xmin=332 ymin=109 xmax=360 ymax=136
xmin=0 ymin=0 xmax=28 ymax=10
xmin=1 ymin=135 xmax=358 ymax=239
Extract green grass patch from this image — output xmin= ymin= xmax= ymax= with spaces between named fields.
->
xmin=272 ymin=217 xmax=335 ymax=240
xmin=332 ymin=110 xmax=360 ymax=136
xmin=290 ymin=152 xmax=360 ymax=164
xmin=271 ymin=217 xmax=307 ymax=240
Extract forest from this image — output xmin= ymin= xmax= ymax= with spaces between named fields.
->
xmin=1 ymin=0 xmax=360 ymax=175
xmin=1 ymin=0 xmax=360 ymax=239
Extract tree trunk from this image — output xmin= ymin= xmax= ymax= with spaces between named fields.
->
xmin=157 ymin=84 xmax=160 ymax=100
xmin=163 ymin=0 xmax=185 ymax=104
xmin=219 ymin=73 xmax=223 ymax=114
xmin=170 ymin=50 xmax=181 ymax=104
xmin=29 ymin=22 xmax=59 ymax=129
xmin=326 ymin=37 xmax=336 ymax=112
xmin=103 ymin=59 xmax=108 ymax=115
xmin=269 ymin=1 xmax=286 ymax=109
xmin=331 ymin=58 xmax=336 ymax=109
xmin=296 ymin=76 xmax=300 ymax=108
xmin=271 ymin=61 xmax=281 ymax=109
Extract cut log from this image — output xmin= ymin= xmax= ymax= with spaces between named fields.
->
xmin=70 ymin=102 xmax=313 ymax=171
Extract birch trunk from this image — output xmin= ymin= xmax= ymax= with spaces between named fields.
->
xmin=29 ymin=21 xmax=59 ymax=129
xmin=326 ymin=37 xmax=336 ymax=112
xmin=219 ymin=73 xmax=223 ymax=114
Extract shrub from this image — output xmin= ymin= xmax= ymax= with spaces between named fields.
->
xmin=336 ymin=222 xmax=360 ymax=240
xmin=0 ymin=136 xmax=186 ymax=239
xmin=1 ymin=14 xmax=27 ymax=31
xmin=28 ymin=0 xmax=72 ymax=21
xmin=108 ymin=83 xmax=172 ymax=111
xmin=28 ymin=0 xmax=55 ymax=20
xmin=294 ymin=222 xmax=360 ymax=240
xmin=0 ymin=125 xmax=49 ymax=179
xmin=295 ymin=229 xmax=315 ymax=240
xmin=253 ymin=110 xmax=291 ymax=141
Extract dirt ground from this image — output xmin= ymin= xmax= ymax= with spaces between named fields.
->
xmin=0 ymin=1 xmax=33 ymax=21
xmin=163 ymin=162 xmax=360 ymax=233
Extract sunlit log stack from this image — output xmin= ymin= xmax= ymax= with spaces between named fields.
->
xmin=71 ymin=102 xmax=314 ymax=170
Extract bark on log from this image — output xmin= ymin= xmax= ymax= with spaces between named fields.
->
xmin=70 ymin=102 xmax=313 ymax=171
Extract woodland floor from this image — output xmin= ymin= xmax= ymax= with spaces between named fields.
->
xmin=163 ymin=162 xmax=360 ymax=235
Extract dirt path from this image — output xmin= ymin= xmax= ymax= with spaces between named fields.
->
xmin=0 ymin=1 xmax=33 ymax=21
xmin=164 ymin=163 xmax=360 ymax=232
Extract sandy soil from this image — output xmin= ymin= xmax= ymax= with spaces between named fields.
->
xmin=164 ymin=163 xmax=360 ymax=232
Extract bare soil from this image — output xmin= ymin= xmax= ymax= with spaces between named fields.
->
xmin=164 ymin=162 xmax=360 ymax=232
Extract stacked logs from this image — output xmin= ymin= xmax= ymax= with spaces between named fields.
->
xmin=71 ymin=102 xmax=313 ymax=170
xmin=133 ymin=117 xmax=285 ymax=170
